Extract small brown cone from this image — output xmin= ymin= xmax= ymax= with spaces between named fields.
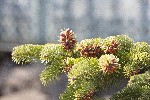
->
xmin=99 ymin=54 xmax=119 ymax=74
xmin=59 ymin=28 xmax=76 ymax=51
xmin=78 ymin=45 xmax=103 ymax=58
xmin=106 ymin=40 xmax=119 ymax=54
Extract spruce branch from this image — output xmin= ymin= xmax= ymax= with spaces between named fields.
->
xmin=113 ymin=35 xmax=134 ymax=67
xmin=12 ymin=44 xmax=43 ymax=64
xmin=130 ymin=42 xmax=150 ymax=53
xmin=110 ymin=71 xmax=150 ymax=100
xmin=40 ymin=60 xmax=64 ymax=85
xmin=40 ymin=44 xmax=68 ymax=64
xmin=39 ymin=44 xmax=73 ymax=85
xmin=123 ymin=42 xmax=150 ymax=77
xmin=68 ymin=57 xmax=100 ymax=82
xmin=11 ymin=28 xmax=150 ymax=100
xmin=60 ymin=78 xmax=96 ymax=100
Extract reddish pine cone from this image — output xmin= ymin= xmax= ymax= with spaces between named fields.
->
xmin=106 ymin=40 xmax=119 ymax=54
xmin=99 ymin=54 xmax=119 ymax=74
xmin=78 ymin=45 xmax=103 ymax=58
xmin=59 ymin=28 xmax=76 ymax=51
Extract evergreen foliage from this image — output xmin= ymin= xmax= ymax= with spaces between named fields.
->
xmin=12 ymin=28 xmax=150 ymax=100
xmin=110 ymin=71 xmax=150 ymax=100
xmin=12 ymin=44 xmax=43 ymax=64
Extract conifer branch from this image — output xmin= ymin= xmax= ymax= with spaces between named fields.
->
xmin=12 ymin=44 xmax=43 ymax=64
xmin=110 ymin=71 xmax=150 ymax=100
xmin=40 ymin=61 xmax=64 ymax=85
xmin=11 ymin=29 xmax=150 ymax=100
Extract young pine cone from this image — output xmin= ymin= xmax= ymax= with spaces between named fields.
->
xmin=78 ymin=45 xmax=103 ymax=58
xmin=99 ymin=54 xmax=119 ymax=74
xmin=106 ymin=40 xmax=119 ymax=54
xmin=59 ymin=28 xmax=76 ymax=51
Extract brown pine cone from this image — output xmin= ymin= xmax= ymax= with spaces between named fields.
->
xmin=79 ymin=45 xmax=103 ymax=58
xmin=106 ymin=40 xmax=119 ymax=54
xmin=59 ymin=28 xmax=76 ymax=51
xmin=99 ymin=54 xmax=119 ymax=74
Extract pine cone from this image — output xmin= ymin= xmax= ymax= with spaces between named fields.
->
xmin=78 ymin=45 xmax=103 ymax=58
xmin=99 ymin=54 xmax=119 ymax=74
xmin=59 ymin=28 xmax=76 ymax=51
xmin=106 ymin=40 xmax=119 ymax=54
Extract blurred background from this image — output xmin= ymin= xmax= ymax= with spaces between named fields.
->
xmin=0 ymin=0 xmax=150 ymax=100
